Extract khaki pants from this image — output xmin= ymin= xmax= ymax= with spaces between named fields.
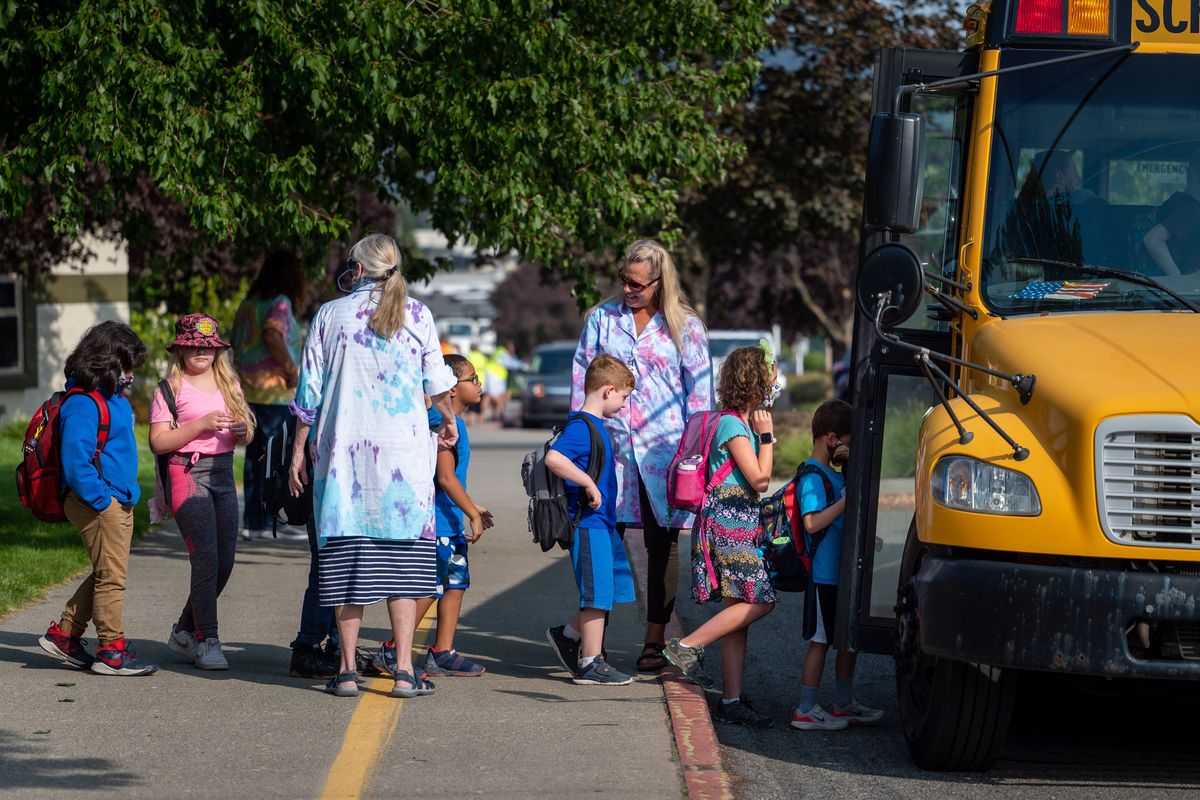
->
xmin=59 ymin=493 xmax=134 ymax=645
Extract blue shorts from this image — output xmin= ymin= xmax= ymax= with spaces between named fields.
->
xmin=436 ymin=531 xmax=470 ymax=590
xmin=570 ymin=526 xmax=636 ymax=611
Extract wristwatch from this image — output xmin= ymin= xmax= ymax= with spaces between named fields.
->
xmin=758 ymin=432 xmax=776 ymax=445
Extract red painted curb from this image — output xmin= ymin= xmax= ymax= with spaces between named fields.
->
xmin=627 ymin=539 xmax=734 ymax=800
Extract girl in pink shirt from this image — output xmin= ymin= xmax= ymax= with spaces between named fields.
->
xmin=149 ymin=313 xmax=254 ymax=670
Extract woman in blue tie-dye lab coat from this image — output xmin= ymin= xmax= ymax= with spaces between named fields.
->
xmin=289 ymin=233 xmax=458 ymax=699
xmin=571 ymin=240 xmax=713 ymax=672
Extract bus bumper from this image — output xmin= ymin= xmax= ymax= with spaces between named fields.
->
xmin=914 ymin=556 xmax=1200 ymax=678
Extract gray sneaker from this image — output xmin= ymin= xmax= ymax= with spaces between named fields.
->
xmin=572 ymin=657 xmax=633 ymax=686
xmin=166 ymin=626 xmax=196 ymax=659
xmin=194 ymin=638 xmax=229 ymax=670
xmin=662 ymin=638 xmax=714 ymax=689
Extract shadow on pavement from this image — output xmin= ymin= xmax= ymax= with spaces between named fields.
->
xmin=0 ymin=729 xmax=139 ymax=790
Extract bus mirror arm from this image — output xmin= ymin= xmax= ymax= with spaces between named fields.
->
xmin=870 ymin=297 xmax=1033 ymax=462
xmin=893 ymin=41 xmax=1139 ymax=110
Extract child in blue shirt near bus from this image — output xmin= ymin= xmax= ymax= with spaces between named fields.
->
xmin=374 ymin=354 xmax=493 ymax=678
xmin=791 ymin=399 xmax=883 ymax=730
xmin=544 ymin=354 xmax=637 ymax=686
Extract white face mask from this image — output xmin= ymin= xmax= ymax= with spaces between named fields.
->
xmin=764 ymin=378 xmax=784 ymax=408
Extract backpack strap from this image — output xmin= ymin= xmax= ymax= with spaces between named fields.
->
xmin=157 ymin=379 xmax=180 ymax=429
xmin=64 ymin=388 xmax=111 ymax=476
xmin=567 ymin=413 xmax=607 ymax=527
xmin=703 ymin=411 xmax=744 ymax=492
xmin=795 ymin=463 xmax=837 ymax=546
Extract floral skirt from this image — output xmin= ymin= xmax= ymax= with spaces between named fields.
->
xmin=691 ymin=483 xmax=774 ymax=605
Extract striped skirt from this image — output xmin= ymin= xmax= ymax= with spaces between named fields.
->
xmin=317 ymin=537 xmax=441 ymax=606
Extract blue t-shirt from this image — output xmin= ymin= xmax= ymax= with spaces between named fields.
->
xmin=798 ymin=458 xmax=846 ymax=586
xmin=428 ymin=407 xmax=470 ymax=536
xmin=550 ymin=411 xmax=616 ymax=530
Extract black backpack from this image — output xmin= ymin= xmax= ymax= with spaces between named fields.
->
xmin=261 ymin=415 xmax=313 ymax=535
xmin=760 ymin=463 xmax=836 ymax=592
xmin=521 ymin=414 xmax=606 ymax=552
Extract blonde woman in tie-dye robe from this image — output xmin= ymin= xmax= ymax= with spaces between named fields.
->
xmin=290 ymin=233 xmax=456 ymax=698
xmin=571 ymin=240 xmax=712 ymax=672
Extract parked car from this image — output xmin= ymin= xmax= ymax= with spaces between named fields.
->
xmin=708 ymin=329 xmax=788 ymax=407
xmin=520 ymin=340 xmax=577 ymax=428
xmin=437 ymin=316 xmax=495 ymax=355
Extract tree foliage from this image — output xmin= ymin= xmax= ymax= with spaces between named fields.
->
xmin=0 ymin=1 xmax=771 ymax=309
xmin=681 ymin=0 xmax=961 ymax=352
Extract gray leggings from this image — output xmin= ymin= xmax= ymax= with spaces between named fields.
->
xmin=168 ymin=452 xmax=239 ymax=641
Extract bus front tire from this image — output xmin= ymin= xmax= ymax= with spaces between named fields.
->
xmin=895 ymin=522 xmax=1017 ymax=772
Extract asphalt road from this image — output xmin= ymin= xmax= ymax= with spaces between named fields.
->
xmin=675 ymin=545 xmax=1200 ymax=799
xmin=0 ymin=426 xmax=681 ymax=799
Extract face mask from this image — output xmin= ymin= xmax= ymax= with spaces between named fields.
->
xmin=831 ymin=439 xmax=850 ymax=469
xmin=764 ymin=378 xmax=783 ymax=408
xmin=117 ymin=375 xmax=135 ymax=393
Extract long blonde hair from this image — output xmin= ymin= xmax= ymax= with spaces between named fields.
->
xmin=606 ymin=239 xmax=702 ymax=351
xmin=352 ymin=233 xmax=408 ymax=339
xmin=167 ymin=349 xmax=256 ymax=441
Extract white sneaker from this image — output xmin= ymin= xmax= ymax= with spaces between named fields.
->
xmin=831 ymin=700 xmax=884 ymax=725
xmin=166 ymin=626 xmax=197 ymax=659
xmin=790 ymin=703 xmax=849 ymax=731
xmin=195 ymin=638 xmax=229 ymax=670
xmin=276 ymin=525 xmax=308 ymax=541
xmin=240 ymin=529 xmax=262 ymax=542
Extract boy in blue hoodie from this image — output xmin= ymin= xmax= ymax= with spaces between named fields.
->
xmin=37 ymin=322 xmax=159 ymax=676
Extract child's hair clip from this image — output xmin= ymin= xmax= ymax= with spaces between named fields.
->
xmin=758 ymin=338 xmax=775 ymax=367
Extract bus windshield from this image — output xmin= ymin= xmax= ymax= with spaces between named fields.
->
xmin=981 ymin=51 xmax=1200 ymax=315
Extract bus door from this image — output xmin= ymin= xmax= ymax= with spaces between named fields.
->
xmin=836 ymin=48 xmax=975 ymax=655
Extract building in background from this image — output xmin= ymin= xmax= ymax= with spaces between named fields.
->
xmin=407 ymin=227 xmax=517 ymax=353
xmin=0 ymin=236 xmax=130 ymax=422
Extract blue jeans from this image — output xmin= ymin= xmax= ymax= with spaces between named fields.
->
xmin=242 ymin=403 xmax=292 ymax=531
xmin=290 ymin=515 xmax=338 ymax=650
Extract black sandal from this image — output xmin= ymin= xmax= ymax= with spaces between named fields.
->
xmin=325 ymin=670 xmax=360 ymax=697
xmin=636 ymin=643 xmax=669 ymax=672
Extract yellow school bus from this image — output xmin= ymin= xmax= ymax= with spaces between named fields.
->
xmin=846 ymin=0 xmax=1200 ymax=770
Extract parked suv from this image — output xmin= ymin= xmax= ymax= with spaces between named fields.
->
xmin=520 ymin=340 xmax=576 ymax=428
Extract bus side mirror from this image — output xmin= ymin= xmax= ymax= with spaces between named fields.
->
xmin=865 ymin=112 xmax=926 ymax=234
xmin=856 ymin=243 xmax=924 ymax=328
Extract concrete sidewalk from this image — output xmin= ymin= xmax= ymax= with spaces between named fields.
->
xmin=0 ymin=427 xmax=683 ymax=799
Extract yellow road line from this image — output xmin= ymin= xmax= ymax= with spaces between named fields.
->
xmin=319 ymin=607 xmax=436 ymax=800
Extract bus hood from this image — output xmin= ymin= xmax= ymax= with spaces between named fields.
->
xmin=969 ymin=313 xmax=1200 ymax=419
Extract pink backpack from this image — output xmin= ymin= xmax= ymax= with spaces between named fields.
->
xmin=666 ymin=410 xmax=740 ymax=514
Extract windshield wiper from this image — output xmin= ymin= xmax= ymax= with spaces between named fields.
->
xmin=1008 ymin=256 xmax=1200 ymax=313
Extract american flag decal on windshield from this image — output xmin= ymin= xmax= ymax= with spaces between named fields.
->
xmin=1009 ymin=280 xmax=1110 ymax=301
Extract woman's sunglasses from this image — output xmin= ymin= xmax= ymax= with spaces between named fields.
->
xmin=617 ymin=272 xmax=661 ymax=293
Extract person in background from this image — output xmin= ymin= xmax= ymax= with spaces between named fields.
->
xmin=1144 ymin=151 xmax=1200 ymax=276
xmin=231 ymin=250 xmax=307 ymax=541
xmin=571 ymin=240 xmax=712 ymax=672
xmin=37 ymin=322 xmax=158 ymax=676
xmin=483 ymin=346 xmax=509 ymax=422
xmin=465 ymin=343 xmax=489 ymax=424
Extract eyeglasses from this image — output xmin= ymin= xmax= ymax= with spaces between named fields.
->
xmin=458 ymin=374 xmax=481 ymax=386
xmin=617 ymin=272 xmax=661 ymax=293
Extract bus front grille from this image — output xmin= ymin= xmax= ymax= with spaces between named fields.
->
xmin=1097 ymin=417 xmax=1200 ymax=548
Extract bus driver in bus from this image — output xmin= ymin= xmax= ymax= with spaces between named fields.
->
xmin=1143 ymin=151 xmax=1200 ymax=277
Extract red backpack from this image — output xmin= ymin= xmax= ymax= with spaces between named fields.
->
xmin=14 ymin=388 xmax=110 ymax=522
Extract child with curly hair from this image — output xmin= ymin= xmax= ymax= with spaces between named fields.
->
xmin=663 ymin=344 xmax=777 ymax=727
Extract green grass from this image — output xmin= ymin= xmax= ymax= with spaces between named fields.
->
xmin=773 ymin=430 xmax=814 ymax=478
xmin=0 ymin=424 xmax=243 ymax=619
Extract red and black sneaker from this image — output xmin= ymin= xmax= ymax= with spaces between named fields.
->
xmin=91 ymin=638 xmax=159 ymax=676
xmin=38 ymin=621 xmax=95 ymax=669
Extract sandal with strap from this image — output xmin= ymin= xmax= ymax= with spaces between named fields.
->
xmin=391 ymin=669 xmax=436 ymax=698
xmin=325 ymin=670 xmax=360 ymax=697
xmin=636 ymin=643 xmax=669 ymax=673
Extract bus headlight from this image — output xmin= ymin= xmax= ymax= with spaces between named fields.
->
xmin=931 ymin=456 xmax=1041 ymax=516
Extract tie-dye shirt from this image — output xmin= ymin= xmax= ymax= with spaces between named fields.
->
xmin=292 ymin=287 xmax=456 ymax=544
xmin=571 ymin=301 xmax=713 ymax=528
